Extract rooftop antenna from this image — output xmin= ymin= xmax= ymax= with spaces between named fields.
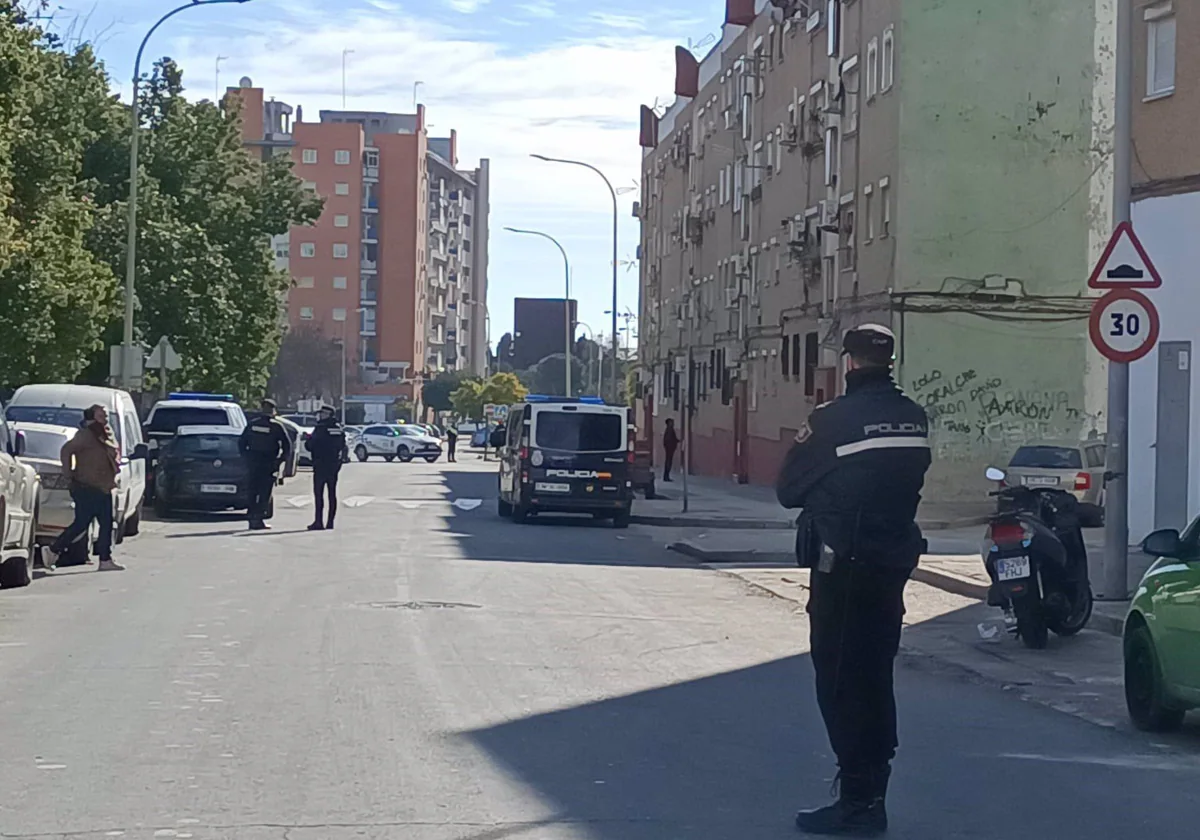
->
xmin=341 ymin=48 xmax=355 ymax=108
xmin=413 ymin=81 xmax=425 ymax=109
xmin=215 ymin=55 xmax=228 ymax=103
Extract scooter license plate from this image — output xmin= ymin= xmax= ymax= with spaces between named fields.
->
xmin=996 ymin=556 xmax=1031 ymax=582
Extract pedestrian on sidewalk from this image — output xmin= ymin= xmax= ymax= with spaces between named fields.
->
xmin=662 ymin=418 xmax=679 ymax=482
xmin=306 ymin=404 xmax=344 ymax=531
xmin=776 ymin=324 xmax=931 ymax=837
xmin=43 ymin=405 xmax=125 ymax=572
xmin=445 ymin=425 xmax=458 ymax=462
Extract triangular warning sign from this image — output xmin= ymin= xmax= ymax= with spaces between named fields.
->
xmin=1088 ymin=221 xmax=1163 ymax=289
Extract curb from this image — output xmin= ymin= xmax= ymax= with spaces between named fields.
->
xmin=671 ymin=542 xmax=1126 ymax=638
xmin=634 ymin=516 xmax=796 ymax=530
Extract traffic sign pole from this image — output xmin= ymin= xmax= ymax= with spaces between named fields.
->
xmin=1103 ymin=0 xmax=1134 ymax=601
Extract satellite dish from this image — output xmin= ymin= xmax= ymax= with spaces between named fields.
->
xmin=239 ymin=76 xmax=253 ymax=88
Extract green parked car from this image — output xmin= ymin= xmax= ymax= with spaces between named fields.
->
xmin=1124 ymin=520 xmax=1200 ymax=731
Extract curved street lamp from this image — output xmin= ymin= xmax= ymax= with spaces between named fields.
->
xmin=121 ymin=0 xmax=255 ymax=387
xmin=504 ymin=226 xmax=573 ymax=397
xmin=530 ymin=153 xmax=619 ymax=403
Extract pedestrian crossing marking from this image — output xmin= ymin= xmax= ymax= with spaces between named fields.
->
xmin=342 ymin=495 xmax=377 ymax=508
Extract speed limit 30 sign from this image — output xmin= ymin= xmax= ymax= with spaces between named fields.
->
xmin=1089 ymin=288 xmax=1160 ymax=363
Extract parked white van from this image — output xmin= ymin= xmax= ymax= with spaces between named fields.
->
xmin=5 ymin=384 xmax=148 ymax=544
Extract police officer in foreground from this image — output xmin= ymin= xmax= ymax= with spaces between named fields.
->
xmin=239 ymin=398 xmax=292 ymax=531
xmin=306 ymin=403 xmax=345 ymax=531
xmin=776 ymin=324 xmax=931 ymax=837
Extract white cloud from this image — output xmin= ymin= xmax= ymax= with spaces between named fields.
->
xmin=515 ymin=1 xmax=557 ymax=19
xmin=445 ymin=0 xmax=491 ymax=13
xmin=588 ymin=12 xmax=648 ymax=31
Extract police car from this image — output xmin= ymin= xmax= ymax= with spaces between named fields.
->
xmin=497 ymin=396 xmax=634 ymax=527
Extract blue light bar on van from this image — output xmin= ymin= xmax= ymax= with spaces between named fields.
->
xmin=168 ymin=392 xmax=234 ymax=402
xmin=525 ymin=395 xmax=606 ymax=405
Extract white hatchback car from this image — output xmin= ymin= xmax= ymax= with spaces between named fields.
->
xmin=12 ymin=422 xmax=95 ymax=565
xmin=0 ymin=407 xmax=41 ymax=588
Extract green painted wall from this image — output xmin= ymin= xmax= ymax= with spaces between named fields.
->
xmin=896 ymin=0 xmax=1101 ymax=294
xmin=896 ymin=311 xmax=1097 ymax=496
xmin=893 ymin=1 xmax=1104 ymax=499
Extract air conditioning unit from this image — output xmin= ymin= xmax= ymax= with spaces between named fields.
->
xmin=782 ymin=123 xmax=801 ymax=150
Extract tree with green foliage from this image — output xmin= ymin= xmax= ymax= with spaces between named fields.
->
xmin=84 ymin=58 xmax=322 ymax=399
xmin=450 ymin=378 xmax=484 ymax=419
xmin=479 ymin=371 xmax=527 ymax=411
xmin=0 ymin=4 xmax=123 ymax=385
xmin=422 ymin=370 xmax=470 ymax=414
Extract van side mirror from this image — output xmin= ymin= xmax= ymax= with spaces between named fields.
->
xmin=11 ymin=430 xmax=26 ymax=457
xmin=132 ymin=443 xmax=150 ymax=460
xmin=1142 ymin=528 xmax=1182 ymax=558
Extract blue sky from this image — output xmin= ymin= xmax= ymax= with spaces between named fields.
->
xmin=45 ymin=0 xmax=727 ymax=345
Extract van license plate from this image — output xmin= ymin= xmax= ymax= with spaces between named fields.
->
xmin=535 ymin=482 xmax=570 ymax=493
xmin=201 ymin=484 xmax=238 ymax=494
xmin=996 ymin=556 xmax=1031 ymax=581
xmin=1024 ymin=476 xmax=1059 ymax=486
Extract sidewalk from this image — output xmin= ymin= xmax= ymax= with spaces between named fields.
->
xmin=664 ymin=525 xmax=1147 ymax=638
xmin=632 ymin=473 xmax=993 ymax=531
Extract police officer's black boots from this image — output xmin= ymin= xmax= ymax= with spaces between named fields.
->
xmin=795 ymin=768 xmax=889 ymax=836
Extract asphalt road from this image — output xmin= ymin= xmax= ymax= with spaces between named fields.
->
xmin=2 ymin=456 xmax=1199 ymax=839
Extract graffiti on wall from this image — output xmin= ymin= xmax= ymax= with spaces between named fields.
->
xmin=909 ymin=368 xmax=1100 ymax=461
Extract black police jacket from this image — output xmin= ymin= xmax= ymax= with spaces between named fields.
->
xmin=308 ymin=418 xmax=346 ymax=471
xmin=239 ymin=414 xmax=292 ymax=465
xmin=776 ymin=367 xmax=931 ymax=570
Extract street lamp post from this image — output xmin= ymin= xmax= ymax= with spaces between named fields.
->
xmin=531 ymin=154 xmax=619 ymax=404
xmin=504 ymin=226 xmax=573 ymax=397
xmin=122 ymin=0 xmax=253 ymax=389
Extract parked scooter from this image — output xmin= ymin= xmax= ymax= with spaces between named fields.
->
xmin=981 ymin=466 xmax=1094 ymax=649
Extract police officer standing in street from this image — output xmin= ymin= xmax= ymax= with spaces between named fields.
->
xmin=776 ymin=324 xmax=931 ymax=837
xmin=239 ymin=398 xmax=292 ymax=531
xmin=306 ymin=403 xmax=345 ymax=531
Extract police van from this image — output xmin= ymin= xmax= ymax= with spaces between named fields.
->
xmin=497 ymin=396 xmax=634 ymax=527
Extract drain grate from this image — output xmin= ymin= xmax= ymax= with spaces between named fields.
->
xmin=366 ymin=600 xmax=482 ymax=611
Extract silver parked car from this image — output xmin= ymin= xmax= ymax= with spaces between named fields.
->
xmin=1004 ymin=439 xmax=1107 ymax=526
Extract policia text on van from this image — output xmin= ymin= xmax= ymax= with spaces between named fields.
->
xmin=496 ymin=396 xmax=635 ymax=528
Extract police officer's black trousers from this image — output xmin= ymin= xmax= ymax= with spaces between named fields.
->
xmin=313 ymin=469 xmax=339 ymax=527
xmin=247 ymin=460 xmax=276 ymax=523
xmin=807 ymin=560 xmax=911 ymax=782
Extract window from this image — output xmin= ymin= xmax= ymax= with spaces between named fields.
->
xmin=333 ymin=307 xmax=347 ymax=322
xmin=804 ymin=332 xmax=819 ymax=396
xmin=334 ymin=214 xmax=349 ymax=227
xmin=299 ymin=306 xmax=314 ymax=320
xmin=825 ymin=127 xmax=839 ymax=186
xmin=782 ymin=335 xmax=791 ymax=376
xmin=1147 ymin=9 xmax=1176 ymax=97
xmin=791 ymin=332 xmax=802 ymax=378
xmin=863 ymin=185 xmax=875 ymax=242
xmin=765 ymin=133 xmax=776 ymax=176
xmin=364 ymin=149 xmax=380 ymax=168
xmin=464 ymin=213 xmax=472 ymax=226
xmin=841 ymin=206 xmax=856 ymax=271
xmin=335 ymin=149 xmax=352 ymax=165
xmin=335 ymin=182 xmax=350 ymax=196
xmin=866 ymin=38 xmax=879 ymax=99
xmin=302 ymin=149 xmax=317 ymax=164
xmin=332 ymin=276 xmax=347 ymax=290
xmin=333 ymin=243 xmax=349 ymax=259
xmin=301 ymin=181 xmax=317 ymax=192
xmin=299 ymin=243 xmax=315 ymax=258
xmin=827 ymin=0 xmax=840 ymax=58
xmin=844 ymin=67 xmax=860 ymax=133
xmin=881 ymin=27 xmax=895 ymax=91
xmin=297 ymin=276 xmax=315 ymax=288
xmin=534 ymin=410 xmax=624 ymax=452
xmin=880 ymin=178 xmax=891 ymax=237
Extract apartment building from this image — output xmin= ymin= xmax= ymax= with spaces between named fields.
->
xmin=427 ymin=134 xmax=492 ymax=377
xmin=637 ymin=0 xmax=1115 ymax=499
xmin=229 ymin=79 xmax=492 ymax=411
xmin=1129 ymin=0 xmax=1199 ymax=539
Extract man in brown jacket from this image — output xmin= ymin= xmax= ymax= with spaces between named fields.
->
xmin=43 ymin=404 xmax=124 ymax=571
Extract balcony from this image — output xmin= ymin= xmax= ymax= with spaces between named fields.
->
xmin=362 ymin=224 xmax=379 ymax=244
xmin=361 ymin=259 xmax=377 ymax=273
xmin=363 ymin=197 xmax=378 ymax=214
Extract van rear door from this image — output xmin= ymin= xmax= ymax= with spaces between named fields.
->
xmin=527 ymin=407 xmax=630 ymax=503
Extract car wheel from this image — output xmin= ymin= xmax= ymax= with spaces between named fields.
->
xmin=355 ymin=445 xmax=369 ymax=462
xmin=498 ymin=496 xmax=513 ymax=517
xmin=124 ymin=497 xmax=143 ymax=537
xmin=612 ymin=510 xmax=631 ymax=529
xmin=0 ymin=513 xmax=36 ymax=589
xmin=1125 ymin=622 xmax=1186 ymax=732
xmin=424 ymin=455 xmax=440 ymax=463
xmin=397 ymin=446 xmax=413 ymax=463
xmin=511 ymin=502 xmax=529 ymax=523
xmin=384 ymin=454 xmax=396 ymax=462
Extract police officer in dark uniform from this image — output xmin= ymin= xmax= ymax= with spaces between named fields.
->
xmin=306 ymin=403 xmax=345 ymax=531
xmin=776 ymin=324 xmax=931 ymax=837
xmin=239 ymin=398 xmax=292 ymax=531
